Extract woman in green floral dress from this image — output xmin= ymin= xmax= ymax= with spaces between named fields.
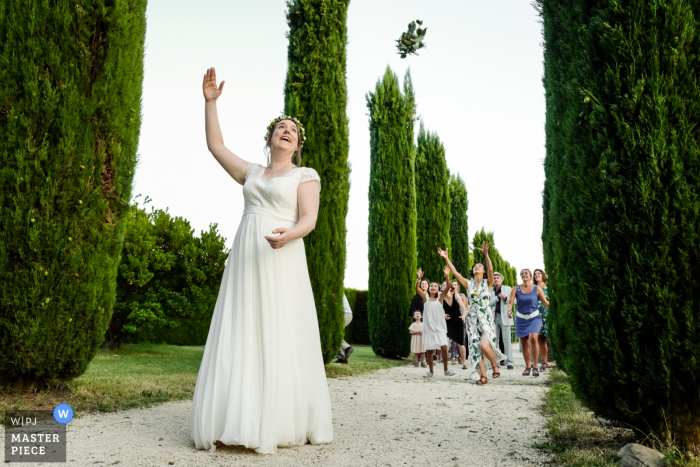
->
xmin=534 ymin=269 xmax=549 ymax=371
xmin=439 ymin=242 xmax=506 ymax=384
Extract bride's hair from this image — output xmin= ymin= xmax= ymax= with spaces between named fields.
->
xmin=264 ymin=120 xmax=303 ymax=166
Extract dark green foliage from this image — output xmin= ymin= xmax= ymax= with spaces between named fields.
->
xmin=538 ymin=0 xmax=700 ymax=448
xmin=448 ymin=174 xmax=469 ymax=292
xmin=472 ymin=229 xmax=517 ymax=287
xmin=343 ymin=289 xmax=370 ymax=345
xmin=106 ymin=199 xmax=229 ymax=349
xmin=283 ymin=0 xmax=351 ymax=364
xmin=0 ymin=0 xmax=147 ymax=383
xmin=396 ymin=20 xmax=427 ymax=58
xmin=367 ymin=68 xmax=417 ymax=359
xmin=415 ymin=122 xmax=451 ymax=284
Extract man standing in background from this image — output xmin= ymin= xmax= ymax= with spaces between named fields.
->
xmin=335 ymin=294 xmax=355 ymax=364
xmin=490 ymin=272 xmax=514 ymax=369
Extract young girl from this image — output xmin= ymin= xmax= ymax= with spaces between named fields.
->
xmin=415 ymin=266 xmax=456 ymax=378
xmin=409 ymin=311 xmax=426 ymax=367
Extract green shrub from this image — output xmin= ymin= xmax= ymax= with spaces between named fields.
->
xmin=538 ymin=0 xmax=700 ymax=449
xmin=366 ymin=68 xmax=417 ymax=359
xmin=448 ymin=174 xmax=469 ymax=292
xmin=106 ymin=198 xmax=229 ymax=349
xmin=283 ymin=0 xmax=351 ymax=364
xmin=344 ymin=289 xmax=369 ymax=345
xmin=0 ymin=0 xmax=147 ymax=383
xmin=415 ymin=122 xmax=451 ymax=283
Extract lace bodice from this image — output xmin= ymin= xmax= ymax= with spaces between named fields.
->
xmin=242 ymin=163 xmax=321 ymax=224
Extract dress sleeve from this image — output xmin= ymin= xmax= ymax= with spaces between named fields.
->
xmin=298 ymin=167 xmax=321 ymax=192
xmin=244 ymin=163 xmax=260 ymax=183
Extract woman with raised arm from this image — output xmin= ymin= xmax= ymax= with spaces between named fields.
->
xmin=506 ymin=269 xmax=550 ymax=377
xmin=415 ymin=267 xmax=456 ymax=378
xmin=191 ymin=68 xmax=332 ymax=454
xmin=438 ymin=243 xmax=506 ymax=384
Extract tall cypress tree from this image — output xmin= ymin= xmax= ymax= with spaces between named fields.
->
xmin=284 ymin=0 xmax=350 ymax=364
xmin=0 ymin=0 xmax=146 ymax=384
xmin=538 ymin=0 xmax=700 ymax=448
xmin=448 ymin=174 xmax=469 ymax=291
xmin=472 ymin=229 xmax=515 ymax=286
xmin=415 ymin=122 xmax=451 ymax=283
xmin=367 ymin=68 xmax=417 ymax=358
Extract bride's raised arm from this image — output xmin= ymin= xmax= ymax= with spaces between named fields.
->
xmin=203 ymin=67 xmax=250 ymax=185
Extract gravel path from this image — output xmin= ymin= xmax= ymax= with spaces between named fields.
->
xmin=4 ymin=350 xmax=552 ymax=466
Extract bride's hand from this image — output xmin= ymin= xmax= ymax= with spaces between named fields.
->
xmin=203 ymin=67 xmax=225 ymax=102
xmin=265 ymin=228 xmax=291 ymax=249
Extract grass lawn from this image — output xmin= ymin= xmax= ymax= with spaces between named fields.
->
xmin=0 ymin=344 xmax=410 ymax=421
xmin=323 ymin=345 xmax=411 ymax=377
xmin=541 ymin=369 xmax=698 ymax=467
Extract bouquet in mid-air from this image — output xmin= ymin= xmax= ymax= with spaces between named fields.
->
xmin=396 ymin=20 xmax=427 ymax=58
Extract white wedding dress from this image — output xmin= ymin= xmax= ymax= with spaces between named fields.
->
xmin=191 ymin=162 xmax=333 ymax=454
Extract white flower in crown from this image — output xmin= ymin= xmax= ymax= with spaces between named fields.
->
xmin=264 ymin=115 xmax=306 ymax=149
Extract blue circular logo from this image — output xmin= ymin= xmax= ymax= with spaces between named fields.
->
xmin=53 ymin=403 xmax=74 ymax=424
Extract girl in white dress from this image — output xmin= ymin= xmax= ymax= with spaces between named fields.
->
xmin=190 ymin=67 xmax=333 ymax=454
xmin=415 ymin=266 xmax=456 ymax=378
xmin=409 ymin=311 xmax=425 ymax=367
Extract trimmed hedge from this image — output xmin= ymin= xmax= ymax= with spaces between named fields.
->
xmin=284 ymin=0 xmax=351 ymax=364
xmin=366 ymin=68 xmax=417 ymax=359
xmin=538 ymin=0 xmax=700 ymax=448
xmin=0 ymin=0 xmax=147 ymax=383
xmin=344 ymin=288 xmax=369 ymax=345
xmin=415 ymin=122 xmax=451 ymax=284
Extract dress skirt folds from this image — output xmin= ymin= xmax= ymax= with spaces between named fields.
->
xmin=190 ymin=163 xmax=333 ymax=454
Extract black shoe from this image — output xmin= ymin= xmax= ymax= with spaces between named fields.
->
xmin=507 ymin=365 xmax=513 ymax=369
xmin=334 ymin=358 xmax=348 ymax=364
xmin=500 ymin=360 xmax=505 ymax=366
xmin=344 ymin=346 xmax=355 ymax=360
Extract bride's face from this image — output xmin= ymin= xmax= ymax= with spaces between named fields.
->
xmin=270 ymin=120 xmax=299 ymax=154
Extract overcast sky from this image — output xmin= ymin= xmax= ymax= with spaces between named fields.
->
xmin=134 ymin=0 xmax=546 ymax=289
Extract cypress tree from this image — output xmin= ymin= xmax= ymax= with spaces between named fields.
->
xmin=538 ymin=0 xmax=700 ymax=448
xmin=415 ymin=122 xmax=451 ymax=283
xmin=284 ymin=0 xmax=351 ymax=364
xmin=448 ymin=174 xmax=469 ymax=291
xmin=471 ymin=229 xmax=517 ymax=286
xmin=0 ymin=0 xmax=147 ymax=383
xmin=367 ymin=68 xmax=417 ymax=358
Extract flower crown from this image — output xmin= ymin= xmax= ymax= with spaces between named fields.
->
xmin=264 ymin=115 xmax=306 ymax=150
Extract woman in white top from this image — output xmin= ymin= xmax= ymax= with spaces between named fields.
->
xmin=415 ymin=266 xmax=456 ymax=378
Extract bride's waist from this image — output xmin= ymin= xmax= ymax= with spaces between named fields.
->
xmin=243 ymin=206 xmax=297 ymax=228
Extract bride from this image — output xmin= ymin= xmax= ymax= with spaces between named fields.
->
xmin=190 ymin=67 xmax=333 ymax=454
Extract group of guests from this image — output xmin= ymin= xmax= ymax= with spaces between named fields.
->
xmin=409 ymin=242 xmax=550 ymax=384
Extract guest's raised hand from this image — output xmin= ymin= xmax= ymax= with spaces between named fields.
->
xmin=203 ymin=67 xmax=225 ymax=102
xmin=437 ymin=248 xmax=449 ymax=259
xmin=416 ymin=268 xmax=424 ymax=279
xmin=477 ymin=241 xmax=489 ymax=255
xmin=265 ymin=228 xmax=291 ymax=249
xmin=443 ymin=265 xmax=450 ymax=277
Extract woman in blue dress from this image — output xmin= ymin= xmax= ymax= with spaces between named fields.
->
xmin=506 ymin=269 xmax=549 ymax=376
